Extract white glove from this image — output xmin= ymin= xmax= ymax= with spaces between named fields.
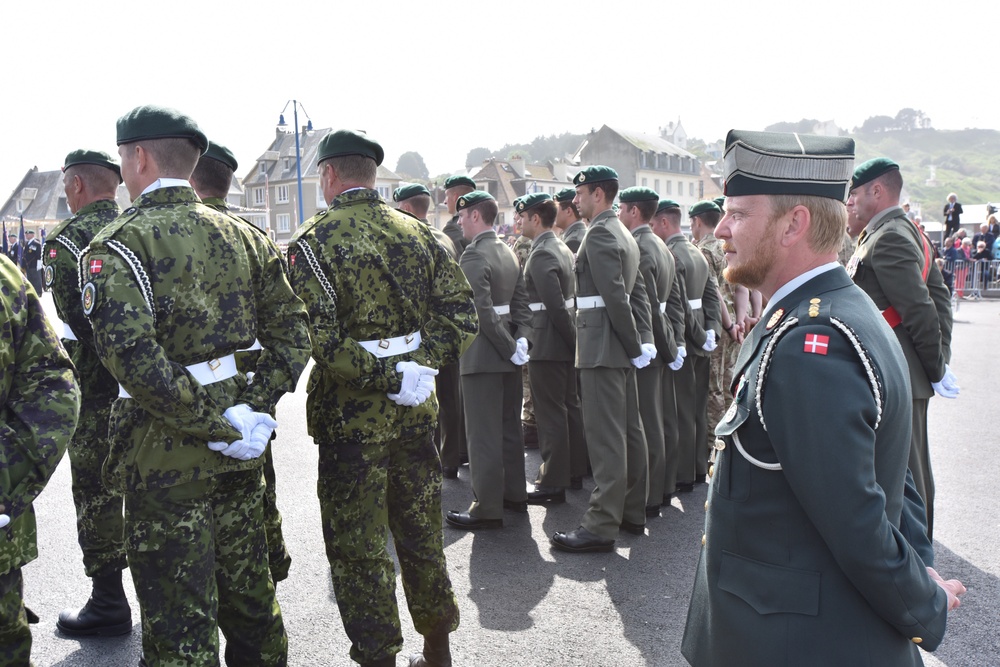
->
xmin=388 ymin=361 xmax=439 ymax=406
xmin=677 ymin=346 xmax=687 ymax=360
xmin=668 ymin=350 xmax=685 ymax=371
xmin=208 ymin=404 xmax=276 ymax=460
xmin=411 ymin=373 xmax=437 ymax=405
xmin=631 ymin=354 xmax=650 ymax=369
xmin=510 ymin=339 xmax=530 ymax=365
xmin=0 ymin=514 xmax=9 ymax=529
xmin=515 ymin=337 xmax=529 ymax=356
xmin=702 ymin=329 xmax=717 ymax=352
xmin=387 ymin=390 xmax=420 ymax=407
xmin=932 ymin=365 xmax=960 ymax=399
xmin=640 ymin=343 xmax=657 ymax=360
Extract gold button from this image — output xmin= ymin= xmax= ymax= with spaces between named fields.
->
xmin=701 ymin=534 xmax=706 ymax=546
xmin=810 ymin=298 xmax=821 ymax=304
xmin=708 ymin=465 xmax=715 ymax=478
xmin=911 ymin=638 xmax=922 ymax=645
xmin=714 ymin=438 xmax=726 ymax=451
xmin=704 ymin=501 xmax=709 ymax=511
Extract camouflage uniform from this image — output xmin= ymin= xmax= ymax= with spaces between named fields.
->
xmin=0 ymin=255 xmax=79 ymax=665
xmin=42 ymin=199 xmax=126 ymax=580
xmin=511 ymin=234 xmax=535 ymax=427
xmin=287 ymin=189 xmax=476 ymax=665
xmin=82 ymin=186 xmax=310 ymax=666
xmin=696 ymin=232 xmax=738 ymax=443
xmin=202 ymin=196 xmax=292 ymax=583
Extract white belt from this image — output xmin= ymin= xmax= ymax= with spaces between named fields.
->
xmin=493 ymin=304 xmax=511 ymax=315
xmin=688 ymin=298 xmax=703 ymax=310
xmin=529 ymin=299 xmax=575 ymax=311
xmin=62 ymin=322 xmax=78 ymax=341
xmin=119 ymin=354 xmax=239 ymax=398
xmin=577 ymin=295 xmax=629 ymax=309
xmin=239 ymin=338 xmax=263 ymax=352
xmin=357 ymin=331 xmax=421 ymax=358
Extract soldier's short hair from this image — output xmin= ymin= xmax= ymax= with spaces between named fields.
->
xmin=654 ymin=207 xmax=682 ymax=227
xmin=621 ymin=199 xmax=657 ymax=223
xmin=872 ymin=167 xmax=903 ymax=199
xmin=469 ymin=199 xmax=498 ymax=226
xmin=65 ymin=163 xmax=120 ymax=196
xmin=402 ymin=193 xmax=432 ymax=218
xmin=137 ymin=137 xmax=202 ymax=178
xmin=558 ymin=200 xmax=581 ymax=219
xmin=191 ymin=155 xmax=232 ymax=199
xmin=527 ymin=199 xmax=558 ymax=228
xmin=693 ymin=209 xmax=722 ymax=227
xmin=323 ymin=154 xmax=377 ymax=187
xmin=582 ymin=180 xmax=619 ymax=203
xmin=769 ymin=194 xmax=847 ymax=255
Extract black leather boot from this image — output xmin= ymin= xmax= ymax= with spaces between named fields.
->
xmin=56 ymin=571 xmax=132 ymax=636
xmin=409 ymin=631 xmax=452 ymax=667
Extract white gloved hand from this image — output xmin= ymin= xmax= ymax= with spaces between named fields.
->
xmin=387 ymin=390 xmax=420 ymax=406
xmin=0 ymin=515 xmax=9 ymax=529
xmin=510 ymin=346 xmax=530 ymax=365
xmin=677 ymin=346 xmax=687 ymax=360
xmin=640 ymin=343 xmax=657 ymax=360
xmin=395 ymin=361 xmax=422 ymax=396
xmin=515 ymin=337 xmax=529 ymax=355
xmin=932 ymin=365 xmax=960 ymax=399
xmin=668 ymin=351 xmax=685 ymax=371
xmin=244 ymin=412 xmax=279 ymax=459
xmin=631 ymin=353 xmax=651 ymax=369
xmin=208 ymin=404 xmax=252 ymax=455
xmin=412 ymin=373 xmax=437 ymax=405
xmin=702 ymin=329 xmax=717 ymax=352
xmin=210 ymin=405 xmax=276 ymax=460
xmin=388 ymin=362 xmax=438 ymax=406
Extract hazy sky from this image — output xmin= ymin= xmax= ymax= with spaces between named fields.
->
xmin=2 ymin=0 xmax=993 ymax=203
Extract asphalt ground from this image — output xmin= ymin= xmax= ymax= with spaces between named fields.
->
xmin=24 ymin=293 xmax=1000 ymax=666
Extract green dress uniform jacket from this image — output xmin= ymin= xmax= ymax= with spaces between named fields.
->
xmin=683 ymin=266 xmax=947 ymax=667
xmin=522 ymin=231 xmax=575 ymax=362
xmin=443 ymin=215 xmax=470 ymax=258
xmin=666 ymin=233 xmax=722 ymax=353
xmin=632 ymin=225 xmax=675 ymax=364
xmin=560 ymin=220 xmax=587 ymax=254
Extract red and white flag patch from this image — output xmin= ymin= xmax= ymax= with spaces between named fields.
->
xmin=89 ymin=259 xmax=103 ymax=274
xmin=49 ymin=248 xmax=57 ymax=258
xmin=803 ymin=334 xmax=829 ymax=355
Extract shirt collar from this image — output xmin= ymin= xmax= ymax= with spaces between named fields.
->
xmin=761 ymin=262 xmax=841 ymax=321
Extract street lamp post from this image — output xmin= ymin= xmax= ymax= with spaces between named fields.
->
xmin=277 ymin=100 xmax=313 ymax=227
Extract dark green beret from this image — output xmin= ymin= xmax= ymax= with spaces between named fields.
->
xmin=689 ymin=200 xmax=722 ymax=217
xmin=25 ymin=229 xmax=35 ymax=235
xmin=723 ymin=129 xmax=855 ymax=201
xmin=444 ymin=175 xmax=476 ymax=190
xmin=618 ymin=187 xmax=659 ymax=203
xmin=317 ymin=129 xmax=384 ymax=166
xmin=515 ymin=193 xmax=552 ymax=213
xmin=456 ymin=190 xmax=495 ymax=210
xmin=850 ymin=157 xmax=899 ymax=191
xmin=573 ymin=165 xmax=618 ymax=186
xmin=713 ymin=196 xmax=726 ymax=209
xmin=63 ymin=149 xmax=122 ymax=183
xmin=116 ymin=105 xmax=208 ymax=154
xmin=393 ymin=183 xmax=430 ymax=202
xmin=656 ymin=199 xmax=681 ymax=215
xmin=554 ymin=187 xmax=576 ymax=203
xmin=203 ymin=141 xmax=238 ymax=172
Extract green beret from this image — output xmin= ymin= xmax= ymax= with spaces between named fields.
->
xmin=515 ymin=193 xmax=552 ymax=213
xmin=554 ymin=187 xmax=576 ymax=203
xmin=317 ymin=129 xmax=384 ymax=166
xmin=456 ymin=190 xmax=495 ymax=211
xmin=850 ymin=157 xmax=899 ymax=191
xmin=393 ymin=183 xmax=430 ymax=202
xmin=203 ymin=141 xmax=238 ymax=172
xmin=656 ymin=199 xmax=681 ymax=215
xmin=444 ymin=175 xmax=476 ymax=190
xmin=63 ymin=149 xmax=122 ymax=183
xmin=25 ymin=229 xmax=35 ymax=235
xmin=116 ymin=105 xmax=208 ymax=154
xmin=618 ymin=187 xmax=659 ymax=203
xmin=723 ymin=129 xmax=855 ymax=201
xmin=713 ymin=196 xmax=726 ymax=209
xmin=689 ymin=200 xmax=722 ymax=217
xmin=573 ymin=165 xmax=618 ymax=186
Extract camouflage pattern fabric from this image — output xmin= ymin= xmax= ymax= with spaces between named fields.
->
xmin=0 ymin=255 xmax=80 ymax=664
xmin=287 ymin=188 xmax=476 ymax=664
xmin=696 ymin=233 xmax=739 ymax=439
xmin=43 ymin=199 xmax=126 ymax=578
xmin=511 ymin=234 xmax=535 ymax=424
xmin=82 ymin=186 xmax=309 ymax=665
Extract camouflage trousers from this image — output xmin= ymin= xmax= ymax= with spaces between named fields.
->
xmin=125 ymin=468 xmax=286 ymax=667
xmin=0 ymin=570 xmax=30 ymax=667
xmin=317 ymin=431 xmax=459 ymax=665
xmin=707 ymin=334 xmax=738 ymax=445
xmin=261 ymin=442 xmax=290 ymax=583
xmin=69 ymin=396 xmax=127 ymax=578
xmin=521 ymin=365 xmax=535 ymax=424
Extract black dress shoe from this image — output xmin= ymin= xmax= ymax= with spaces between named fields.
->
xmin=644 ymin=505 xmax=661 ymax=518
xmin=503 ymin=499 xmax=528 ymax=513
xmin=445 ymin=511 xmax=502 ymax=530
xmin=442 ymin=466 xmax=458 ymax=479
xmin=620 ymin=519 xmax=646 ymax=535
xmin=661 ymin=492 xmax=674 ymax=506
xmin=527 ymin=486 xmax=565 ymax=504
xmin=676 ymin=481 xmax=695 ymax=493
xmin=569 ymin=476 xmax=583 ymax=490
xmin=550 ymin=527 xmax=615 ymax=553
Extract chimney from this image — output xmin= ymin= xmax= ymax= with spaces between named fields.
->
xmin=509 ymin=155 xmax=526 ymax=178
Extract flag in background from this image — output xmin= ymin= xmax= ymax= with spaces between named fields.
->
xmin=17 ymin=215 xmax=26 ymax=269
xmin=2 ymin=219 xmax=7 ymax=257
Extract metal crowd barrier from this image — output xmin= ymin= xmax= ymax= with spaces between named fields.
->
xmin=939 ymin=259 xmax=1000 ymax=299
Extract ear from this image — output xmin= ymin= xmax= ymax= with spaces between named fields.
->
xmin=781 ymin=205 xmax=811 ymax=247
xmin=134 ymin=145 xmax=149 ymax=174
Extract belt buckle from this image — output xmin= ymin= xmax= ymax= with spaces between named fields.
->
xmin=378 ymin=339 xmax=390 ymax=350
xmin=208 ymin=358 xmax=221 ymax=372
xmin=405 ymin=333 xmax=415 ymax=345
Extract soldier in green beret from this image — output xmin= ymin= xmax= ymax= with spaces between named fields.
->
xmin=509 ymin=197 xmax=538 ymax=448
xmin=442 ymin=175 xmax=475 ymax=257
xmin=190 ymin=140 xmax=312 ymax=587
xmin=446 ymin=190 xmax=533 ymax=531
xmin=83 ymin=105 xmax=310 ymax=665
xmin=0 ymin=254 xmax=79 ymax=665
xmin=46 ymin=150 xmax=132 ymax=638
xmin=287 ymin=129 xmax=477 ymax=667
xmin=846 ymin=157 xmax=956 ymax=538
xmin=394 ymin=184 xmax=458 ymax=259
xmin=554 ymin=187 xmax=587 ymax=253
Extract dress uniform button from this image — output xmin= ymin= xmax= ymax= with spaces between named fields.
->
xmin=714 ymin=438 xmax=726 ymax=450
xmin=911 ymin=637 xmax=922 ymax=645
xmin=708 ymin=464 xmax=714 ymax=478
xmin=701 ymin=534 xmax=706 ymax=546
xmin=704 ymin=501 xmax=709 ymax=511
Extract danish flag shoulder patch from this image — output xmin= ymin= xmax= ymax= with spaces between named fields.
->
xmin=803 ymin=334 xmax=829 ymax=355
xmin=89 ymin=258 xmax=103 ymax=274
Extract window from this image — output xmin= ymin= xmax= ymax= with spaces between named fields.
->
xmin=259 ymin=162 xmax=267 ymax=175
xmin=654 ymin=154 xmax=660 ymax=169
xmin=251 ymin=215 xmax=267 ymax=231
xmin=640 ymin=152 xmax=647 ymax=167
xmin=677 ymin=181 xmax=683 ymax=196
xmin=641 ymin=178 xmax=648 ymax=187
xmin=376 ymin=186 xmax=390 ymax=199
xmin=276 ymin=185 xmax=289 ymax=203
xmin=316 ymin=184 xmax=326 ymax=208
xmin=549 ymin=186 xmax=555 ymax=194
xmin=284 ymin=158 xmax=290 ymax=171
xmin=665 ymin=181 xmax=672 ymax=195
xmin=654 ymin=179 xmax=660 ymax=192
xmin=277 ymin=214 xmax=290 ymax=232
xmin=253 ymin=187 xmax=265 ymax=206
xmin=689 ymin=183 xmax=695 ymax=197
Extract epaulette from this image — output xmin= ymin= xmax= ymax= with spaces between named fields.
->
xmin=81 ymin=205 xmax=156 ymax=326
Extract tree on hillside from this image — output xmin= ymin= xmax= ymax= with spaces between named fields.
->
xmin=466 ymin=147 xmax=492 ymax=169
xmin=395 ymin=151 xmax=429 ymax=180
xmin=765 ymin=119 xmax=821 ymax=134
xmin=895 ymin=108 xmax=929 ymax=131
xmin=859 ymin=115 xmax=896 ymax=133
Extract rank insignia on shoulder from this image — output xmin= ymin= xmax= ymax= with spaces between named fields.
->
xmin=766 ymin=308 xmax=784 ymax=330
xmin=803 ymin=333 xmax=829 ymax=355
xmin=82 ymin=282 xmax=98 ymax=316
xmin=44 ymin=264 xmax=54 ymax=287
xmin=289 ymin=253 xmax=296 ymax=267
xmin=89 ymin=258 xmax=104 ymax=274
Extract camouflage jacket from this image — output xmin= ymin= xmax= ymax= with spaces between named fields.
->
xmin=287 ymin=189 xmax=477 ymax=443
xmin=81 ymin=186 xmax=310 ymax=491
xmin=0 ymin=255 xmax=78 ymax=573
xmin=43 ymin=198 xmax=121 ymax=401
xmin=696 ymin=232 xmax=736 ymax=321
xmin=511 ymin=234 xmax=532 ymax=270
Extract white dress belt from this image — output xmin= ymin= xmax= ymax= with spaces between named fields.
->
xmin=577 ymin=294 xmax=629 ymax=309
xmin=119 ymin=353 xmax=239 ymax=398
xmin=659 ymin=301 xmax=667 ymax=313
xmin=689 ymin=298 xmax=703 ymax=310
xmin=357 ymin=331 xmax=422 ymax=358
xmin=528 ymin=299 xmax=575 ymax=311
xmin=493 ymin=304 xmax=511 ymax=315
xmin=239 ymin=338 xmax=263 ymax=352
xmin=62 ymin=322 xmax=78 ymax=341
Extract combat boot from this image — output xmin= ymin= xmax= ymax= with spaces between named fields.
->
xmin=409 ymin=630 xmax=452 ymax=667
xmin=56 ymin=571 xmax=132 ymax=636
